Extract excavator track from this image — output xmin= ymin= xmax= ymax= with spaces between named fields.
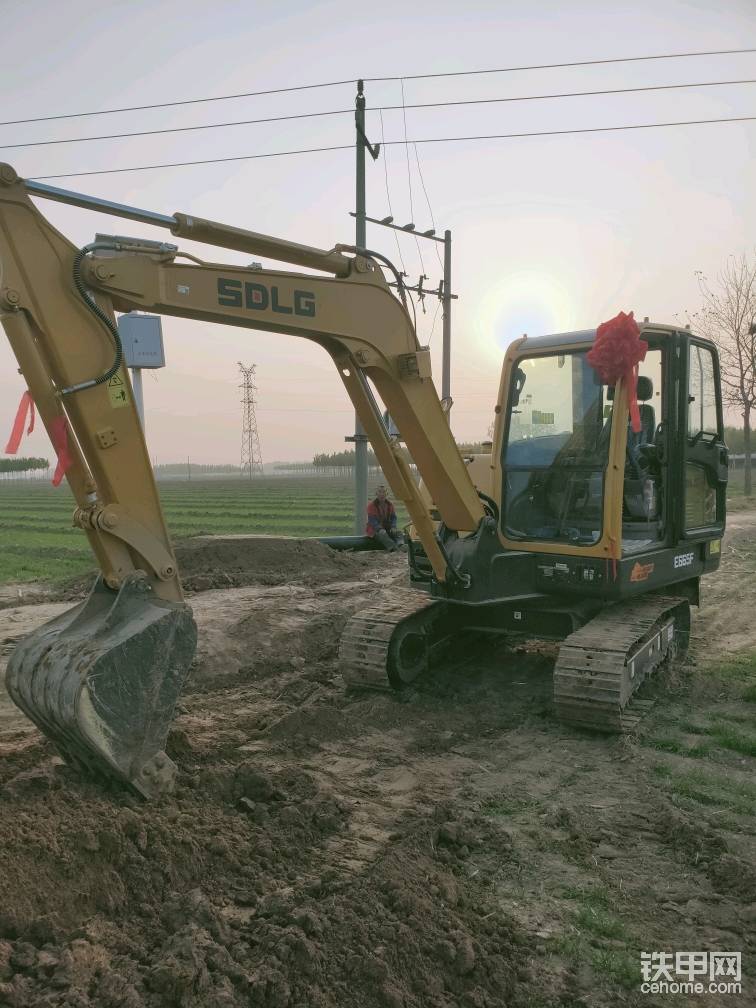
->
xmin=339 ymin=590 xmax=443 ymax=691
xmin=553 ymin=594 xmax=690 ymax=732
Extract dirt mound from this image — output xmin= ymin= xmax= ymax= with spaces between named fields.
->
xmin=175 ymin=536 xmax=366 ymax=592
xmin=25 ymin=537 xmax=389 ymax=606
xmin=0 ymin=755 xmax=528 ymax=1008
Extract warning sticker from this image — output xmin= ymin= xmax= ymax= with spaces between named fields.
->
xmin=107 ymin=372 xmax=129 ymax=409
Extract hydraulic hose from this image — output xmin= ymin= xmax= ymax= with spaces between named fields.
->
xmin=61 ymin=245 xmax=123 ymax=396
xmin=353 ymin=246 xmax=418 ymax=333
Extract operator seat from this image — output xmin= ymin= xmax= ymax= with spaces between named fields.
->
xmin=627 ymin=375 xmax=655 ymax=456
xmin=624 ymin=375 xmax=662 ymax=525
xmin=600 ymin=376 xmax=656 ymax=455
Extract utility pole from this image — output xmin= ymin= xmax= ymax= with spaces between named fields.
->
xmin=348 ymin=81 xmax=370 ymax=536
xmin=349 ymin=212 xmax=458 ymax=408
xmin=131 ymin=367 xmax=145 ymax=430
xmin=347 ymin=80 xmax=454 ymax=532
xmin=238 ymin=362 xmax=264 ymax=478
xmin=442 ymin=229 xmax=452 ymax=403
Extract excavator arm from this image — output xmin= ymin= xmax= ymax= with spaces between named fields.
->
xmin=0 ymin=164 xmax=484 ymax=796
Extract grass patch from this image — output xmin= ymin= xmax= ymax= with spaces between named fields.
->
xmin=0 ymin=552 xmax=92 ymax=585
xmin=574 ymin=906 xmax=626 ymax=940
xmin=706 ymin=723 xmax=756 ymax=758
xmin=644 ymin=735 xmax=713 ymax=758
xmin=652 ymin=763 xmax=756 ymax=815
xmin=560 ymin=884 xmax=627 ymax=941
xmin=744 ymin=684 xmax=756 ymax=703
xmin=591 ymin=948 xmax=641 ymax=989
xmin=481 ymin=795 xmax=538 ymax=818
xmin=560 ymin=884 xmax=612 ymax=910
xmin=548 ymin=932 xmax=583 ymax=959
xmin=707 ymin=653 xmax=756 ymax=689
xmin=547 ymin=933 xmax=640 ymax=991
xmin=670 ymin=714 xmax=756 ymax=759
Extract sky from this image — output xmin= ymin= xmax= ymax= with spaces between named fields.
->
xmin=0 ymin=0 xmax=754 ymax=465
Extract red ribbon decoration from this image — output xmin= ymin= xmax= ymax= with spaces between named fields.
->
xmin=4 ymin=391 xmax=72 ymax=486
xmin=50 ymin=414 xmax=73 ymax=488
xmin=586 ymin=311 xmax=648 ymax=433
xmin=4 ymin=391 xmax=35 ymax=454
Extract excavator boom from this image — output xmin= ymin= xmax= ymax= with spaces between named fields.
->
xmin=0 ymin=164 xmax=484 ymax=795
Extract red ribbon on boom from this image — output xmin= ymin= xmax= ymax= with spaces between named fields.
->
xmin=4 ymin=391 xmax=35 ymax=454
xmin=50 ymin=414 xmax=73 ymax=488
xmin=4 ymin=391 xmax=72 ymax=486
xmin=586 ymin=311 xmax=648 ymax=433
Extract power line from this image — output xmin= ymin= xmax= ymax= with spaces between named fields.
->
xmin=368 ymin=48 xmax=756 ymax=83
xmin=378 ymin=109 xmax=407 ymax=275
xmin=400 ymin=79 xmax=425 ymax=277
xmin=33 ymin=144 xmax=353 ymax=179
xmin=0 ymin=80 xmax=357 ymax=128
xmin=6 ymin=77 xmax=754 ymax=153
xmin=413 ymin=142 xmax=444 ymax=271
xmin=0 ymin=108 xmax=353 ymax=150
xmin=4 ymin=47 xmax=754 ymax=128
xmin=427 ymin=298 xmax=442 ymax=345
xmin=389 ymin=76 xmax=756 ymax=115
xmin=31 ymin=114 xmax=756 ymax=180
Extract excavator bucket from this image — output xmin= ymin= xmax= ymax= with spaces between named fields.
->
xmin=6 ymin=572 xmax=197 ymax=799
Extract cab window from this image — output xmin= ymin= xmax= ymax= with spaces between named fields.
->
xmin=502 ymin=351 xmax=609 ymax=545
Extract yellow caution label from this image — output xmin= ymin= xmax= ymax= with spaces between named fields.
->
xmin=710 ymin=539 xmax=721 ymax=555
xmin=107 ymin=372 xmax=129 ymax=409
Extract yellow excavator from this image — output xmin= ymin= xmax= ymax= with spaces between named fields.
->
xmin=0 ymin=164 xmax=728 ymax=797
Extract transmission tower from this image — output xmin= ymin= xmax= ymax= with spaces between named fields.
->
xmin=238 ymin=362 xmax=264 ymax=478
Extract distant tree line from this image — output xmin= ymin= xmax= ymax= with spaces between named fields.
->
xmin=0 ymin=456 xmax=49 ymax=474
xmin=153 ymin=463 xmax=242 ymax=475
xmin=457 ymin=442 xmax=490 ymax=455
xmin=312 ymin=442 xmax=492 ymax=471
xmin=313 ymin=449 xmax=378 ymax=469
xmin=724 ymin=427 xmax=754 ymax=454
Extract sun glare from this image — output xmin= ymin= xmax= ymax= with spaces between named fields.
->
xmin=474 ymin=269 xmax=578 ymax=357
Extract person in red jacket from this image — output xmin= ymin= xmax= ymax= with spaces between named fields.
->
xmin=366 ymin=485 xmax=403 ymax=551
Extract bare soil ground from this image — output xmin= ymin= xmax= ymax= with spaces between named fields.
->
xmin=0 ymin=526 xmax=755 ymax=1008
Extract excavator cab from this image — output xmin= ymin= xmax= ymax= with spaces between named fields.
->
xmin=496 ymin=326 xmax=728 ymax=572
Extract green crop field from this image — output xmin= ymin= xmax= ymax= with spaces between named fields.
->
xmin=3 ymin=469 xmax=751 ymax=587
xmin=0 ymin=476 xmax=409 ymax=586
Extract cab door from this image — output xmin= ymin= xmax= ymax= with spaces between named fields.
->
xmin=682 ymin=338 xmax=728 ymax=538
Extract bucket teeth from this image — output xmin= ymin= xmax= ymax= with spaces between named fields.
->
xmin=6 ymin=573 xmax=197 ymax=798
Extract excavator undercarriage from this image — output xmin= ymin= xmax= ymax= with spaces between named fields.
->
xmin=339 ymin=590 xmax=691 ymax=733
